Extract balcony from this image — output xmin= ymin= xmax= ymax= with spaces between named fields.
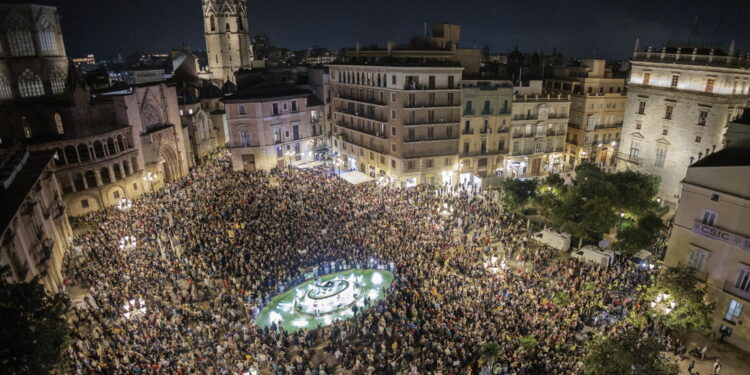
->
xmin=594 ymin=122 xmax=623 ymax=130
xmin=724 ymin=280 xmax=750 ymax=302
xmin=336 ymin=94 xmax=387 ymax=107
xmin=462 ymin=129 xmax=474 ymax=135
xmin=464 ymin=109 xmax=476 ymax=116
xmin=512 ymin=149 xmax=534 ymax=156
xmin=336 ymin=108 xmax=387 ymax=122
xmin=497 ymin=128 xmax=510 ymax=133
xmin=403 ymin=136 xmax=458 ymax=143
xmin=404 ymin=119 xmax=460 ymax=126
xmin=513 ymin=114 xmax=538 ymax=121
xmin=404 ymin=102 xmax=460 ymax=109
xmin=615 ymin=152 xmax=642 ymax=165
xmin=512 ymin=133 xmax=534 ymax=139
xmin=336 ymin=121 xmax=388 ymax=139
xmin=480 ymin=128 xmax=490 ymax=134
xmin=403 ymin=83 xmax=460 ymax=91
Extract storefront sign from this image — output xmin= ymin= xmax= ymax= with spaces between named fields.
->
xmin=693 ymin=222 xmax=750 ymax=252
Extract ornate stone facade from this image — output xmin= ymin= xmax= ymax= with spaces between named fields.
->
xmin=202 ymin=0 xmax=253 ymax=83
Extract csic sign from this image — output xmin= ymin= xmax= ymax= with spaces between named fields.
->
xmin=693 ymin=222 xmax=750 ymax=252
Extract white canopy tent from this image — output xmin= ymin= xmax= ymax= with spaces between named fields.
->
xmin=339 ymin=171 xmax=375 ymax=185
xmin=295 ymin=161 xmax=324 ymax=169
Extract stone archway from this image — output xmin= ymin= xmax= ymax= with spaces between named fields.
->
xmin=158 ymin=144 xmax=180 ymax=183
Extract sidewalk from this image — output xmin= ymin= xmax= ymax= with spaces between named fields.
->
xmin=669 ymin=331 xmax=750 ymax=375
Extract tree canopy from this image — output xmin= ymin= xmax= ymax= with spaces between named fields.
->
xmin=645 ymin=267 xmax=714 ymax=334
xmin=0 ymin=267 xmax=70 ymax=374
xmin=499 ymin=178 xmax=538 ymax=212
xmin=584 ymin=329 xmax=678 ymax=375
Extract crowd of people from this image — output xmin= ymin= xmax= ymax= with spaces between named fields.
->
xmin=62 ymin=152 xmax=657 ymax=375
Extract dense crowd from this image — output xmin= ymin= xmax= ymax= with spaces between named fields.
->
xmin=62 ymin=152 xmax=655 ymax=375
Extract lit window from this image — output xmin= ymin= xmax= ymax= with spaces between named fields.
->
xmin=0 ymin=74 xmax=12 ymax=100
xmin=642 ymin=72 xmax=650 ymax=85
xmin=54 ymin=113 xmax=64 ymax=134
xmin=18 ymin=69 xmax=44 ymax=98
xmin=724 ymin=300 xmax=743 ymax=322
xmin=50 ymin=67 xmax=66 ymax=94
xmin=706 ymin=79 xmax=715 ymax=93
xmin=37 ymin=18 xmax=57 ymax=55
xmin=7 ymin=17 xmax=35 ymax=56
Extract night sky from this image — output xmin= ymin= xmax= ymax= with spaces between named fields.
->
xmin=29 ymin=0 xmax=750 ymax=60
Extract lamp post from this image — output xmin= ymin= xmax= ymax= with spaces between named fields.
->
xmin=284 ymin=149 xmax=296 ymax=170
xmin=143 ymin=171 xmax=157 ymax=193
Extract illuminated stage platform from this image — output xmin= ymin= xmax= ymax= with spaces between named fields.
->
xmin=255 ymin=269 xmax=393 ymax=331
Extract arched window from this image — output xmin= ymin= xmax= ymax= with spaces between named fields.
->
xmin=50 ymin=67 xmax=65 ymax=95
xmin=93 ymin=141 xmax=105 ymax=158
xmin=21 ymin=116 xmax=31 ymax=138
xmin=7 ymin=17 xmax=35 ymax=56
xmin=73 ymin=173 xmax=85 ymax=191
xmin=37 ymin=18 xmax=57 ymax=55
xmin=209 ymin=14 xmax=216 ymax=31
xmin=113 ymin=164 xmax=123 ymax=180
xmin=237 ymin=16 xmax=244 ymax=31
xmin=77 ymin=144 xmax=90 ymax=162
xmin=64 ymin=145 xmax=78 ymax=164
xmin=100 ymin=168 xmax=111 ymax=184
xmin=122 ymin=160 xmax=131 ymax=176
xmin=18 ymin=69 xmax=44 ymax=98
xmin=117 ymin=135 xmax=126 ymax=151
xmin=225 ymin=13 xmax=230 ymax=31
xmin=0 ymin=74 xmax=12 ymax=100
xmin=84 ymin=170 xmax=97 ymax=188
xmin=54 ymin=113 xmax=64 ymax=134
xmin=107 ymin=138 xmax=116 ymax=154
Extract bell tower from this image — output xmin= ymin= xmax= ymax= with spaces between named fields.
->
xmin=202 ymin=0 xmax=253 ymax=83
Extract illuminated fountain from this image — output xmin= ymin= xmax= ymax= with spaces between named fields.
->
xmin=294 ymin=274 xmax=364 ymax=316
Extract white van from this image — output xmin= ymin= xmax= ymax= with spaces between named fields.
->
xmin=571 ymin=245 xmax=616 ymax=269
xmin=532 ymin=228 xmax=572 ymax=251
xmin=630 ymin=249 xmax=653 ymax=268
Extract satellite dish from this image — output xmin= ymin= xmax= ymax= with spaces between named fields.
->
xmin=598 ymin=239 xmax=611 ymax=249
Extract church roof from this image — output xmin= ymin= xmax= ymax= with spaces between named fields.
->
xmin=221 ymin=80 xmax=238 ymax=95
xmin=221 ymin=84 xmax=312 ymax=103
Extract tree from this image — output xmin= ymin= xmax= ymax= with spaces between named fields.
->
xmin=520 ymin=335 xmax=538 ymax=352
xmin=499 ymin=179 xmax=538 ymax=212
xmin=613 ymin=212 xmax=666 ymax=255
xmin=478 ymin=342 xmax=500 ymax=366
xmin=584 ymin=329 xmax=678 ymax=375
xmin=646 ymin=267 xmax=714 ymax=334
xmin=0 ymin=267 xmax=70 ymax=374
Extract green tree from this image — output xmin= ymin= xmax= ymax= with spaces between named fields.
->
xmin=520 ymin=335 xmax=538 ymax=352
xmin=478 ymin=342 xmax=500 ymax=366
xmin=0 ymin=267 xmax=70 ymax=374
xmin=646 ymin=267 xmax=714 ymax=334
xmin=614 ymin=212 xmax=666 ymax=255
xmin=584 ymin=329 xmax=678 ymax=375
xmin=499 ymin=179 xmax=538 ymax=212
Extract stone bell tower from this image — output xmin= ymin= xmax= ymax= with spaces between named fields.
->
xmin=202 ymin=0 xmax=253 ymax=83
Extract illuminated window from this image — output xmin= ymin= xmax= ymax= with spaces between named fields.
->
xmin=50 ymin=67 xmax=66 ymax=94
xmin=18 ymin=69 xmax=44 ymax=97
xmin=0 ymin=74 xmax=12 ymax=100
xmin=705 ymin=79 xmax=715 ymax=93
xmin=37 ymin=18 xmax=57 ymax=55
xmin=7 ymin=17 xmax=35 ymax=56
xmin=724 ymin=300 xmax=743 ymax=322
xmin=54 ymin=113 xmax=64 ymax=134
xmin=642 ymin=72 xmax=650 ymax=85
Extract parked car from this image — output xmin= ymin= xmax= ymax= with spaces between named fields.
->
xmin=571 ymin=245 xmax=616 ymax=269
xmin=533 ymin=228 xmax=572 ymax=251
xmin=630 ymin=249 xmax=653 ymax=268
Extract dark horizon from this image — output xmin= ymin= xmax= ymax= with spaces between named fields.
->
xmin=24 ymin=0 xmax=750 ymax=61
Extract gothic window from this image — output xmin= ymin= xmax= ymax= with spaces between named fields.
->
xmin=37 ymin=18 xmax=57 ymax=55
xmin=50 ymin=67 xmax=65 ymax=94
xmin=210 ymin=15 xmax=216 ymax=31
xmin=0 ymin=74 xmax=12 ymax=100
xmin=21 ymin=116 xmax=31 ymax=138
xmin=7 ymin=17 xmax=35 ymax=56
xmin=18 ymin=69 xmax=44 ymax=98
xmin=237 ymin=16 xmax=244 ymax=31
xmin=54 ymin=112 xmax=63 ymax=134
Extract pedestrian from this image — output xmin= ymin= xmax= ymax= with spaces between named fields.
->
xmin=712 ymin=359 xmax=721 ymax=375
xmin=687 ymin=360 xmax=695 ymax=374
xmin=700 ymin=345 xmax=708 ymax=360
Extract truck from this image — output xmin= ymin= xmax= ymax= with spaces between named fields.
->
xmin=532 ymin=228 xmax=572 ymax=251
xmin=571 ymin=245 xmax=616 ymax=270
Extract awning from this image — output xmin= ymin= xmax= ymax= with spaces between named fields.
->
xmin=339 ymin=171 xmax=375 ymax=185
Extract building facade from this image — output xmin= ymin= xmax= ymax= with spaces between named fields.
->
xmin=545 ymin=59 xmax=626 ymax=167
xmin=617 ymin=44 xmax=750 ymax=205
xmin=0 ymin=148 xmax=72 ymax=293
xmin=458 ymin=79 xmax=513 ymax=184
xmin=329 ymin=64 xmax=464 ymax=186
xmin=664 ymin=146 xmax=750 ymax=352
xmin=222 ymin=85 xmax=326 ymax=171
xmin=202 ymin=0 xmax=254 ymax=83
xmin=507 ymin=90 xmax=571 ymax=178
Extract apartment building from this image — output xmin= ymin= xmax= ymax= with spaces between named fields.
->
xmin=222 ymin=85 xmax=326 ymax=171
xmin=618 ymin=43 xmax=750 ymax=205
xmin=0 ymin=148 xmax=72 ymax=293
xmin=507 ymin=88 xmax=571 ymax=177
xmin=545 ymin=59 xmax=626 ymax=167
xmin=458 ymin=79 xmax=514 ymax=184
xmin=664 ymin=143 xmax=750 ymax=352
xmin=329 ymin=63 xmax=464 ymax=186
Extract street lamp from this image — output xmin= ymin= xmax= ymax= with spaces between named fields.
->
xmin=285 ymin=149 xmax=296 ymax=170
xmin=651 ymin=292 xmax=677 ymax=314
xmin=143 ymin=171 xmax=157 ymax=192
